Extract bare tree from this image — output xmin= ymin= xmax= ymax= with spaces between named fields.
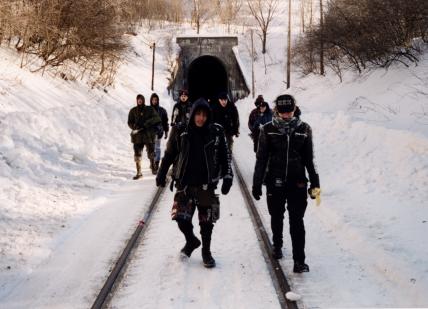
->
xmin=300 ymin=0 xmax=314 ymax=33
xmin=319 ymin=0 xmax=324 ymax=75
xmin=192 ymin=0 xmax=212 ymax=34
xmin=247 ymin=0 xmax=279 ymax=54
xmin=218 ymin=0 xmax=242 ymax=33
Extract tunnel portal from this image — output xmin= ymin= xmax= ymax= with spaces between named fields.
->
xmin=172 ymin=36 xmax=250 ymax=103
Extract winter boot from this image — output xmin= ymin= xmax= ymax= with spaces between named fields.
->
xmin=201 ymin=223 xmax=215 ymax=268
xmin=133 ymin=158 xmax=142 ymax=180
xmin=293 ymin=261 xmax=309 ymax=273
xmin=150 ymin=159 xmax=157 ymax=175
xmin=153 ymin=161 xmax=159 ymax=174
xmin=202 ymin=249 xmax=216 ymax=268
xmin=181 ymin=236 xmax=201 ymax=257
xmin=272 ymin=246 xmax=283 ymax=259
xmin=177 ymin=220 xmax=201 ymax=258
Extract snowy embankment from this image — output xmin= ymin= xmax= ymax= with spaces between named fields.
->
xmin=0 ymin=30 xmax=174 ymax=305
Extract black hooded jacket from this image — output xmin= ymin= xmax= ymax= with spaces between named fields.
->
xmin=157 ymin=98 xmax=233 ymax=188
xmin=150 ymin=93 xmax=169 ymax=136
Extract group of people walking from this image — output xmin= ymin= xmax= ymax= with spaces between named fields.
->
xmin=127 ymin=90 xmax=321 ymax=272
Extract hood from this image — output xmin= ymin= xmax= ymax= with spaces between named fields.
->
xmin=150 ymin=93 xmax=160 ymax=106
xmin=189 ymin=98 xmax=212 ymax=128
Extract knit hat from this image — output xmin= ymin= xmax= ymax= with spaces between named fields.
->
xmin=275 ymin=94 xmax=296 ymax=113
xmin=217 ymin=91 xmax=229 ymax=100
xmin=254 ymin=95 xmax=264 ymax=107
xmin=179 ymin=89 xmax=189 ymax=96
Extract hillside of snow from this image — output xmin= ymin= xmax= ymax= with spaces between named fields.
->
xmin=1 ymin=1 xmax=428 ymax=307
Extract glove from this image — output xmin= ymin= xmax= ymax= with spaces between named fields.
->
xmin=164 ymin=131 xmax=169 ymax=140
xmin=252 ymin=186 xmax=262 ymax=200
xmin=157 ymin=132 xmax=163 ymax=139
xmin=308 ymin=187 xmax=321 ymax=206
xmin=221 ymin=178 xmax=232 ymax=195
xmin=156 ymin=176 xmax=166 ymax=187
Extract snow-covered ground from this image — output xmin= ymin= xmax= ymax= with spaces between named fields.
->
xmin=1 ymin=1 xmax=428 ymax=307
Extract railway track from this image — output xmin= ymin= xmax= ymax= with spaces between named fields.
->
xmin=91 ymin=162 xmax=299 ymax=309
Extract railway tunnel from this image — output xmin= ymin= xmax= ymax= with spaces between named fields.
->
xmin=171 ymin=36 xmax=250 ymax=103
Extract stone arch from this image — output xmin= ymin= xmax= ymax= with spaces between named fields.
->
xmin=172 ymin=36 xmax=250 ymax=103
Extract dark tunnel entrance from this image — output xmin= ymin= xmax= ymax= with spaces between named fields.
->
xmin=187 ymin=56 xmax=228 ymax=103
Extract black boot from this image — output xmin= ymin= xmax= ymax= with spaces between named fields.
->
xmin=202 ymin=249 xmax=216 ymax=268
xmin=293 ymin=261 xmax=309 ymax=273
xmin=181 ymin=237 xmax=201 ymax=257
xmin=200 ymin=223 xmax=215 ymax=268
xmin=177 ymin=220 xmax=201 ymax=257
xmin=272 ymin=246 xmax=283 ymax=259
xmin=150 ymin=159 xmax=157 ymax=175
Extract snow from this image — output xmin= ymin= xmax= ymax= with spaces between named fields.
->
xmin=1 ymin=0 xmax=428 ymax=307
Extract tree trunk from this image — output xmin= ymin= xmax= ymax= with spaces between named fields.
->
xmin=319 ymin=0 xmax=324 ymax=75
xmin=262 ymin=31 xmax=267 ymax=54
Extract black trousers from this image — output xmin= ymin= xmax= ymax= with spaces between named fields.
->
xmin=266 ymin=183 xmax=308 ymax=262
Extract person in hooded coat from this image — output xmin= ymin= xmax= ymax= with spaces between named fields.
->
xmin=252 ymin=94 xmax=320 ymax=273
xmin=150 ymin=93 xmax=169 ymax=173
xmin=156 ymin=98 xmax=233 ymax=268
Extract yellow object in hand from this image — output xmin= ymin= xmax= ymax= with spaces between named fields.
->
xmin=309 ymin=188 xmax=321 ymax=206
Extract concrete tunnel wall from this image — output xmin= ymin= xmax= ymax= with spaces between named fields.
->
xmin=172 ymin=36 xmax=250 ymax=103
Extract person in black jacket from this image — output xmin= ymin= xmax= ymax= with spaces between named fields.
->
xmin=150 ymin=93 xmax=169 ymax=173
xmin=211 ymin=92 xmax=240 ymax=152
xmin=128 ymin=94 xmax=161 ymax=179
xmin=171 ymin=89 xmax=192 ymax=127
xmin=156 ymin=98 xmax=233 ymax=268
xmin=252 ymin=94 xmax=321 ymax=273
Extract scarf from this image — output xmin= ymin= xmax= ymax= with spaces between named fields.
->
xmin=272 ymin=112 xmax=301 ymax=134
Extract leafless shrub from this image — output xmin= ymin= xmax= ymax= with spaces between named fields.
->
xmin=295 ymin=0 xmax=428 ymax=78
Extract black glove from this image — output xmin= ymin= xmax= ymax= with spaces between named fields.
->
xmin=157 ymin=132 xmax=163 ymax=139
xmin=164 ymin=131 xmax=169 ymax=140
xmin=221 ymin=178 xmax=233 ymax=195
xmin=156 ymin=176 xmax=166 ymax=187
xmin=252 ymin=186 xmax=262 ymax=200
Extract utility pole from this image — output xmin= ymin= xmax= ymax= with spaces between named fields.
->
xmin=319 ymin=0 xmax=324 ymax=75
xmin=151 ymin=42 xmax=156 ymax=91
xmin=251 ymin=29 xmax=255 ymax=98
xmin=286 ymin=0 xmax=291 ymax=89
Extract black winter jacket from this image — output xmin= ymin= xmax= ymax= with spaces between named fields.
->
xmin=158 ymin=99 xmax=233 ymax=188
xmin=253 ymin=118 xmax=320 ymax=189
xmin=211 ymin=100 xmax=240 ymax=136
xmin=150 ymin=93 xmax=169 ymax=137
